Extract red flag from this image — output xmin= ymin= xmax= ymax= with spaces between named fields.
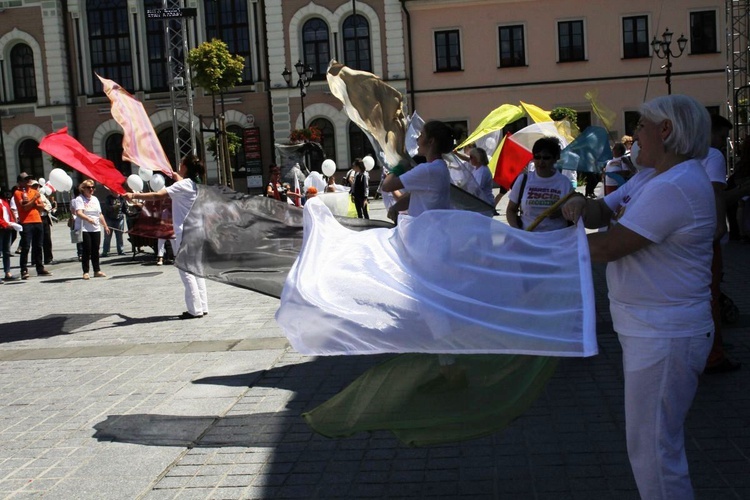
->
xmin=493 ymin=133 xmax=533 ymax=190
xmin=39 ymin=128 xmax=127 ymax=195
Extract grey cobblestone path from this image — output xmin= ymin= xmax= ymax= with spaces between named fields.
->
xmin=0 ymin=194 xmax=747 ymax=499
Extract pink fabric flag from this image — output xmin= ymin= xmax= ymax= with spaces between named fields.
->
xmin=39 ymin=128 xmax=127 ymax=195
xmin=96 ymin=74 xmax=174 ymax=177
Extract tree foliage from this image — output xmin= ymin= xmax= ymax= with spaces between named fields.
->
xmin=187 ymin=39 xmax=244 ymax=93
xmin=550 ymin=107 xmax=578 ymax=126
xmin=206 ymin=131 xmax=243 ymax=160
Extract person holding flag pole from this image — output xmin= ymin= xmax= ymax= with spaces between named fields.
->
xmin=125 ymin=154 xmax=208 ymax=320
xmin=561 ymin=94 xmax=715 ymax=499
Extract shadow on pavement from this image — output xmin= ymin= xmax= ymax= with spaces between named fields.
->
xmin=0 ymin=313 xmax=117 ymax=343
xmin=93 ymin=357 xmax=386 ymax=448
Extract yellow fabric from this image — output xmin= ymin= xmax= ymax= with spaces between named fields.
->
xmin=456 ymin=104 xmax=524 ymax=151
xmin=347 ymin=196 xmax=358 ymax=218
xmin=520 ymin=101 xmax=551 ymax=123
xmin=488 ymin=134 xmax=508 ymax=176
xmin=585 ymin=89 xmax=617 ymax=131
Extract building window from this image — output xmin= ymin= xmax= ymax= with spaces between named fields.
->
xmin=558 ymin=20 xmax=585 ymax=62
xmin=145 ymin=0 xmax=168 ymax=91
xmin=18 ymin=139 xmax=44 ymax=180
xmin=503 ymin=117 xmax=528 ymax=135
xmin=342 ymin=14 xmax=371 ymax=73
xmin=690 ymin=10 xmax=717 ymax=54
xmin=624 ymin=111 xmax=641 ymax=136
xmin=227 ymin=125 xmax=244 ymax=174
xmin=498 ymin=25 xmax=525 ymax=67
xmin=105 ymin=133 xmax=131 ymax=176
xmin=157 ymin=127 xmax=200 ymax=171
xmin=87 ymin=0 xmax=133 ymax=92
xmin=444 ymin=121 xmax=467 ymax=147
xmin=10 ymin=44 xmax=37 ymax=103
xmin=576 ymin=111 xmax=592 ymax=132
xmin=205 ymin=0 xmax=252 ymax=83
xmin=302 ymin=18 xmax=330 ymax=80
xmin=435 ymin=30 xmax=462 ymax=72
xmin=622 ymin=15 xmax=649 ymax=58
xmin=348 ymin=122 xmax=375 ymax=163
xmin=310 ymin=118 xmax=335 ymax=171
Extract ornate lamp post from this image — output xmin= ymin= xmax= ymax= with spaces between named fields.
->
xmin=651 ymin=28 xmax=688 ymax=95
xmin=282 ymin=60 xmax=314 ymax=128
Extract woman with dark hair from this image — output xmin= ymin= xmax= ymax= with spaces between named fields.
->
xmin=562 ymin=95 xmax=715 ymax=498
xmin=125 ymin=155 xmax=209 ymax=319
xmin=506 ymin=136 xmax=572 ymax=231
xmin=381 ymin=120 xmax=454 ymax=219
xmin=349 ymin=158 xmax=369 ymax=219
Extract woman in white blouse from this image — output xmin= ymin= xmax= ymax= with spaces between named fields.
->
xmin=74 ymin=180 xmax=110 ymax=280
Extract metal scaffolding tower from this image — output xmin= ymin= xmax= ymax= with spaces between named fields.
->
xmin=727 ymin=0 xmax=750 ymax=170
xmin=148 ymin=1 xmax=197 ymax=169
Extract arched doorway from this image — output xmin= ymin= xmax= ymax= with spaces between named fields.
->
xmin=18 ymin=139 xmax=44 ymax=180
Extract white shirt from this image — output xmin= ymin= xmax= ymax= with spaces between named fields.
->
xmin=472 ymin=165 xmax=494 ymax=205
xmin=508 ymin=170 xmax=572 ymax=231
xmin=165 ymin=178 xmax=198 ymax=249
xmin=399 ymin=158 xmax=451 ymax=217
xmin=604 ymin=156 xmax=626 ymax=187
xmin=701 ymin=147 xmax=727 ymax=186
xmin=603 ymin=159 xmax=715 ymax=338
xmin=73 ymin=195 xmax=102 ymax=232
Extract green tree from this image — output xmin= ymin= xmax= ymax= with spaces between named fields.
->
xmin=549 ymin=107 xmax=578 ymax=126
xmin=187 ymin=39 xmax=244 ymax=93
xmin=187 ymin=39 xmax=245 ymax=188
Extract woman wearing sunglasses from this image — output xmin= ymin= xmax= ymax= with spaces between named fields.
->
xmin=73 ymin=180 xmax=110 ymax=280
xmin=506 ymin=137 xmax=572 ymax=231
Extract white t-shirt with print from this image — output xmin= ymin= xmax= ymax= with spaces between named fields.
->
xmin=602 ymin=159 xmax=715 ymax=338
xmin=165 ymin=178 xmax=198 ymax=249
xmin=508 ymin=170 xmax=572 ymax=231
xmin=74 ymin=195 xmax=102 ymax=232
xmin=399 ymin=158 xmax=451 ymax=217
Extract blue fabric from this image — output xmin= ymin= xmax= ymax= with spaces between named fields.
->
xmin=559 ymin=126 xmax=613 ymax=174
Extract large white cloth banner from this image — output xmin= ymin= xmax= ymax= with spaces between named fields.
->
xmin=277 ymin=198 xmax=597 ymax=357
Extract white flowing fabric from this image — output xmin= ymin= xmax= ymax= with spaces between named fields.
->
xmin=276 ymin=198 xmax=597 ymax=357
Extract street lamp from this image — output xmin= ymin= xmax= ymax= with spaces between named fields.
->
xmin=651 ymin=28 xmax=688 ymax=95
xmin=282 ymin=60 xmax=314 ymax=128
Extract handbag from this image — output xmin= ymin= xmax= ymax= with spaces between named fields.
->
xmin=70 ymin=228 xmax=82 ymax=244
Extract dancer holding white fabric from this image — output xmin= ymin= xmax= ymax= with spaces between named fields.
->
xmin=381 ymin=120 xmax=454 ymax=220
xmin=125 ymin=155 xmax=208 ymax=319
xmin=562 ymin=95 xmax=714 ymax=499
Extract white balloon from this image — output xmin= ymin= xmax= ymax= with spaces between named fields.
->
xmin=47 ymin=168 xmax=69 ymax=191
xmin=127 ymin=174 xmax=144 ymax=192
xmin=150 ymin=173 xmax=165 ymax=191
xmin=484 ymin=137 xmax=497 ymax=152
xmin=38 ymin=178 xmax=46 ymax=186
xmin=138 ymin=167 xmax=153 ymax=182
xmin=41 ymin=185 xmax=52 ymax=196
xmin=62 ymin=175 xmax=73 ymax=192
xmin=363 ymin=156 xmax=375 ymax=171
xmin=321 ymin=159 xmax=336 ymax=177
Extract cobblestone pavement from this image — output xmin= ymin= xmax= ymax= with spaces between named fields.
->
xmin=0 ymin=194 xmax=748 ymax=499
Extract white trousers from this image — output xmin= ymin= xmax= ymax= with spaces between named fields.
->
xmin=619 ymin=332 xmax=712 ymax=500
xmin=179 ymin=268 xmax=208 ymax=316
